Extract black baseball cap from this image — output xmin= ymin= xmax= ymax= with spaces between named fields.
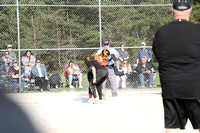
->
xmin=103 ymin=40 xmax=109 ymax=45
xmin=173 ymin=0 xmax=191 ymax=11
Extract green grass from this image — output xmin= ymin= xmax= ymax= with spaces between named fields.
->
xmin=154 ymin=72 xmax=161 ymax=86
xmin=60 ymin=73 xmax=89 ymax=89
xmin=23 ymin=72 xmax=161 ymax=93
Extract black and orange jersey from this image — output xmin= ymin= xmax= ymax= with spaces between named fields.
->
xmin=94 ymin=55 xmax=107 ymax=67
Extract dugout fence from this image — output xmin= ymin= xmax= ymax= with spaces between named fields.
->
xmin=0 ymin=0 xmax=180 ymax=91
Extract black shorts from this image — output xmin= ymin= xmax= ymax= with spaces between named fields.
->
xmin=163 ymin=98 xmax=200 ymax=129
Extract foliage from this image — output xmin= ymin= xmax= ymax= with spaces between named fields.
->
xmin=0 ymin=0 xmax=200 ymax=73
xmin=190 ymin=1 xmax=200 ymax=24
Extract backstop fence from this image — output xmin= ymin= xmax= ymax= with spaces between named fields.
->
xmin=0 ymin=0 xmax=197 ymax=91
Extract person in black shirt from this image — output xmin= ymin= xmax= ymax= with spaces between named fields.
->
xmin=153 ymin=0 xmax=200 ymax=132
xmin=8 ymin=60 xmax=25 ymax=92
xmin=135 ymin=56 xmax=154 ymax=88
xmin=84 ymin=56 xmax=108 ymax=104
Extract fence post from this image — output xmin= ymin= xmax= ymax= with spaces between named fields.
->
xmin=99 ymin=0 xmax=102 ymax=49
xmin=16 ymin=0 xmax=21 ymax=93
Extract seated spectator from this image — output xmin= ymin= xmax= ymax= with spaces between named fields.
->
xmin=115 ymin=59 xmax=134 ymax=88
xmin=0 ymin=62 xmax=6 ymax=73
xmin=30 ymin=59 xmax=48 ymax=91
xmin=122 ymin=59 xmax=133 ymax=87
xmin=118 ymin=44 xmax=129 ymax=64
xmin=8 ymin=60 xmax=25 ymax=92
xmin=64 ymin=61 xmax=83 ymax=88
xmin=1 ymin=51 xmax=12 ymax=72
xmin=135 ymin=56 xmax=154 ymax=88
xmin=115 ymin=60 xmax=126 ymax=88
xmin=7 ymin=44 xmax=16 ymax=60
xmin=21 ymin=50 xmax=36 ymax=77
xmin=136 ymin=42 xmax=152 ymax=64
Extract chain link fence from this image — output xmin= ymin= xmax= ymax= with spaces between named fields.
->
xmin=0 ymin=0 xmax=199 ymax=92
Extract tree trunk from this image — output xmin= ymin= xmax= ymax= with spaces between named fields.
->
xmin=56 ymin=16 xmax=61 ymax=66
xmin=31 ymin=15 xmax=36 ymax=48
xmin=65 ymin=0 xmax=72 ymax=46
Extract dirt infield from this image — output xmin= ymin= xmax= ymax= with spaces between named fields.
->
xmin=6 ymin=89 xmax=199 ymax=133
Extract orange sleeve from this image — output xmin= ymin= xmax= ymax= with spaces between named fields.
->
xmin=102 ymin=60 xmax=107 ymax=66
xmin=94 ymin=55 xmax=107 ymax=66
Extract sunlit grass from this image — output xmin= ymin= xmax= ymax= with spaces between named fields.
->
xmin=23 ymin=72 xmax=161 ymax=93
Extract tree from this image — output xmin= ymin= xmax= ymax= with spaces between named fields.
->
xmin=1 ymin=0 xmax=200 ymax=73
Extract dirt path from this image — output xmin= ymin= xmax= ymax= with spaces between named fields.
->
xmin=6 ymin=89 xmax=199 ymax=133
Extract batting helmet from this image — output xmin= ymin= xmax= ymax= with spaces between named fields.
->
xmin=101 ymin=49 xmax=110 ymax=57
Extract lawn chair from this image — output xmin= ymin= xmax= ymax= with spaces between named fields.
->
xmin=64 ymin=63 xmax=83 ymax=88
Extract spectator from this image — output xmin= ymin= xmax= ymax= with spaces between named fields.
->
xmin=118 ymin=44 xmax=129 ymax=63
xmin=135 ymin=56 xmax=154 ymax=87
xmin=8 ymin=60 xmax=25 ymax=92
xmin=0 ymin=62 xmax=6 ymax=73
xmin=64 ymin=61 xmax=83 ymax=88
xmin=1 ymin=51 xmax=12 ymax=72
xmin=96 ymin=40 xmax=119 ymax=97
xmin=121 ymin=59 xmax=133 ymax=88
xmin=115 ymin=60 xmax=126 ymax=89
xmin=136 ymin=42 xmax=152 ymax=64
xmin=30 ymin=59 xmax=48 ymax=91
xmin=7 ymin=44 xmax=16 ymax=60
xmin=21 ymin=50 xmax=36 ymax=77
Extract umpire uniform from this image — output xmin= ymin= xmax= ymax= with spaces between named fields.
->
xmin=96 ymin=40 xmax=119 ymax=96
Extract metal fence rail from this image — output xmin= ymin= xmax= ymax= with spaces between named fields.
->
xmin=0 ymin=0 xmax=189 ymax=91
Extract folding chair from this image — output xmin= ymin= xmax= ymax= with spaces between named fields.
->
xmin=64 ymin=63 xmax=83 ymax=88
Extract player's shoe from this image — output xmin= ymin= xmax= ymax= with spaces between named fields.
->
xmin=92 ymin=98 xmax=99 ymax=104
xmin=88 ymin=98 xmax=93 ymax=104
xmin=96 ymin=99 xmax=104 ymax=104
xmin=88 ymin=98 xmax=99 ymax=104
